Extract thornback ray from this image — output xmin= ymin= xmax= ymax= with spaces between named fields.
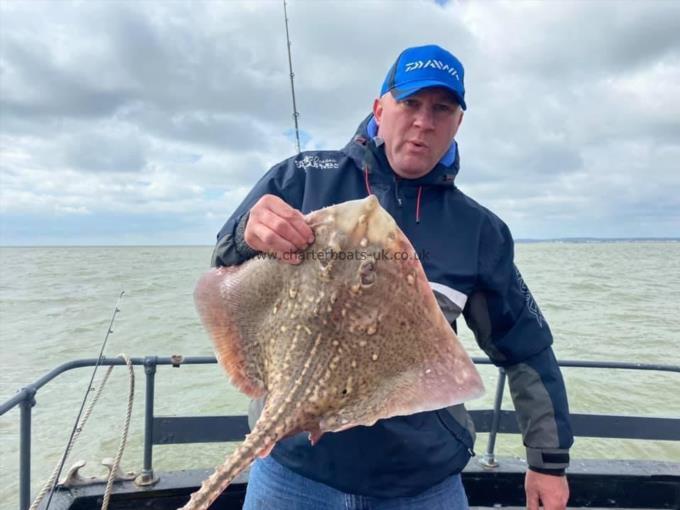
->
xmin=181 ymin=195 xmax=484 ymax=510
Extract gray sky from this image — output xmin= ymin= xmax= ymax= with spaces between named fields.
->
xmin=1 ymin=0 xmax=679 ymax=245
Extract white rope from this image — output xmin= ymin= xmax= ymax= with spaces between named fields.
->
xmin=29 ymin=354 xmax=136 ymax=510
xmin=29 ymin=364 xmax=116 ymax=510
xmin=101 ymin=353 xmax=135 ymax=510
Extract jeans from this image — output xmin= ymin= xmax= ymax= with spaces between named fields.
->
xmin=243 ymin=455 xmax=469 ymax=510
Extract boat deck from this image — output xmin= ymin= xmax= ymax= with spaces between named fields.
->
xmin=41 ymin=457 xmax=680 ymax=509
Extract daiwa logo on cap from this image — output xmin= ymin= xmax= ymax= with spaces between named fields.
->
xmin=404 ymin=60 xmax=461 ymax=81
xmin=380 ymin=44 xmax=467 ymax=110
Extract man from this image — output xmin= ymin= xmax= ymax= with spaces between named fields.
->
xmin=212 ymin=44 xmax=572 ymax=509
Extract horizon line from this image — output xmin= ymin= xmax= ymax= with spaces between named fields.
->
xmin=1 ymin=237 xmax=679 ymax=248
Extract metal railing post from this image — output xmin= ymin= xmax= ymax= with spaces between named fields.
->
xmin=19 ymin=387 xmax=36 ymax=510
xmin=135 ymin=356 xmax=159 ymax=486
xmin=480 ymin=368 xmax=506 ymax=468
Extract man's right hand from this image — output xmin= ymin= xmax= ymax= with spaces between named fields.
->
xmin=244 ymin=194 xmax=315 ymax=265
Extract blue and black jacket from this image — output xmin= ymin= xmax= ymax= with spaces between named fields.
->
xmin=211 ymin=115 xmax=573 ymax=498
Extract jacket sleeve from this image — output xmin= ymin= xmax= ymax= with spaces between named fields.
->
xmin=463 ymin=215 xmax=573 ymax=474
xmin=211 ymin=158 xmax=306 ymax=268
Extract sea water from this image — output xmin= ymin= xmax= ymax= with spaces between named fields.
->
xmin=1 ymin=243 xmax=679 ymax=507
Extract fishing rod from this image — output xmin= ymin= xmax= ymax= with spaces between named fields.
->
xmin=41 ymin=291 xmax=125 ymax=510
xmin=283 ymin=0 xmax=301 ymax=154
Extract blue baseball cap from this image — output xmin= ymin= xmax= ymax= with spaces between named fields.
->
xmin=380 ymin=44 xmax=466 ymax=110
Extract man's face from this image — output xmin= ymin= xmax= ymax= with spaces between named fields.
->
xmin=373 ymin=87 xmax=464 ymax=179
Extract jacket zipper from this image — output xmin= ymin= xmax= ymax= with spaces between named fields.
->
xmin=393 ymin=176 xmax=403 ymax=207
xmin=435 ymin=410 xmax=476 ymax=457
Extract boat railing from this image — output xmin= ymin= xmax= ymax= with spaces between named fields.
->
xmin=2 ymin=356 xmax=679 ymax=510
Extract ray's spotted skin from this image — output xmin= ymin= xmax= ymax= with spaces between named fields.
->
xmin=184 ymin=196 xmax=484 ymax=510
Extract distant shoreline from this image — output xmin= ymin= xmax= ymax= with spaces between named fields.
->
xmin=1 ymin=238 xmax=679 ymax=248
xmin=515 ymin=238 xmax=680 ymax=244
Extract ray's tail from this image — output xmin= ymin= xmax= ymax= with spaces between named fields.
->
xmin=177 ymin=416 xmax=279 ymax=510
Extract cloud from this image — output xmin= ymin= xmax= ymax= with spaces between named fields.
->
xmin=63 ymin=129 xmax=147 ymax=173
xmin=0 ymin=0 xmax=678 ymax=244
